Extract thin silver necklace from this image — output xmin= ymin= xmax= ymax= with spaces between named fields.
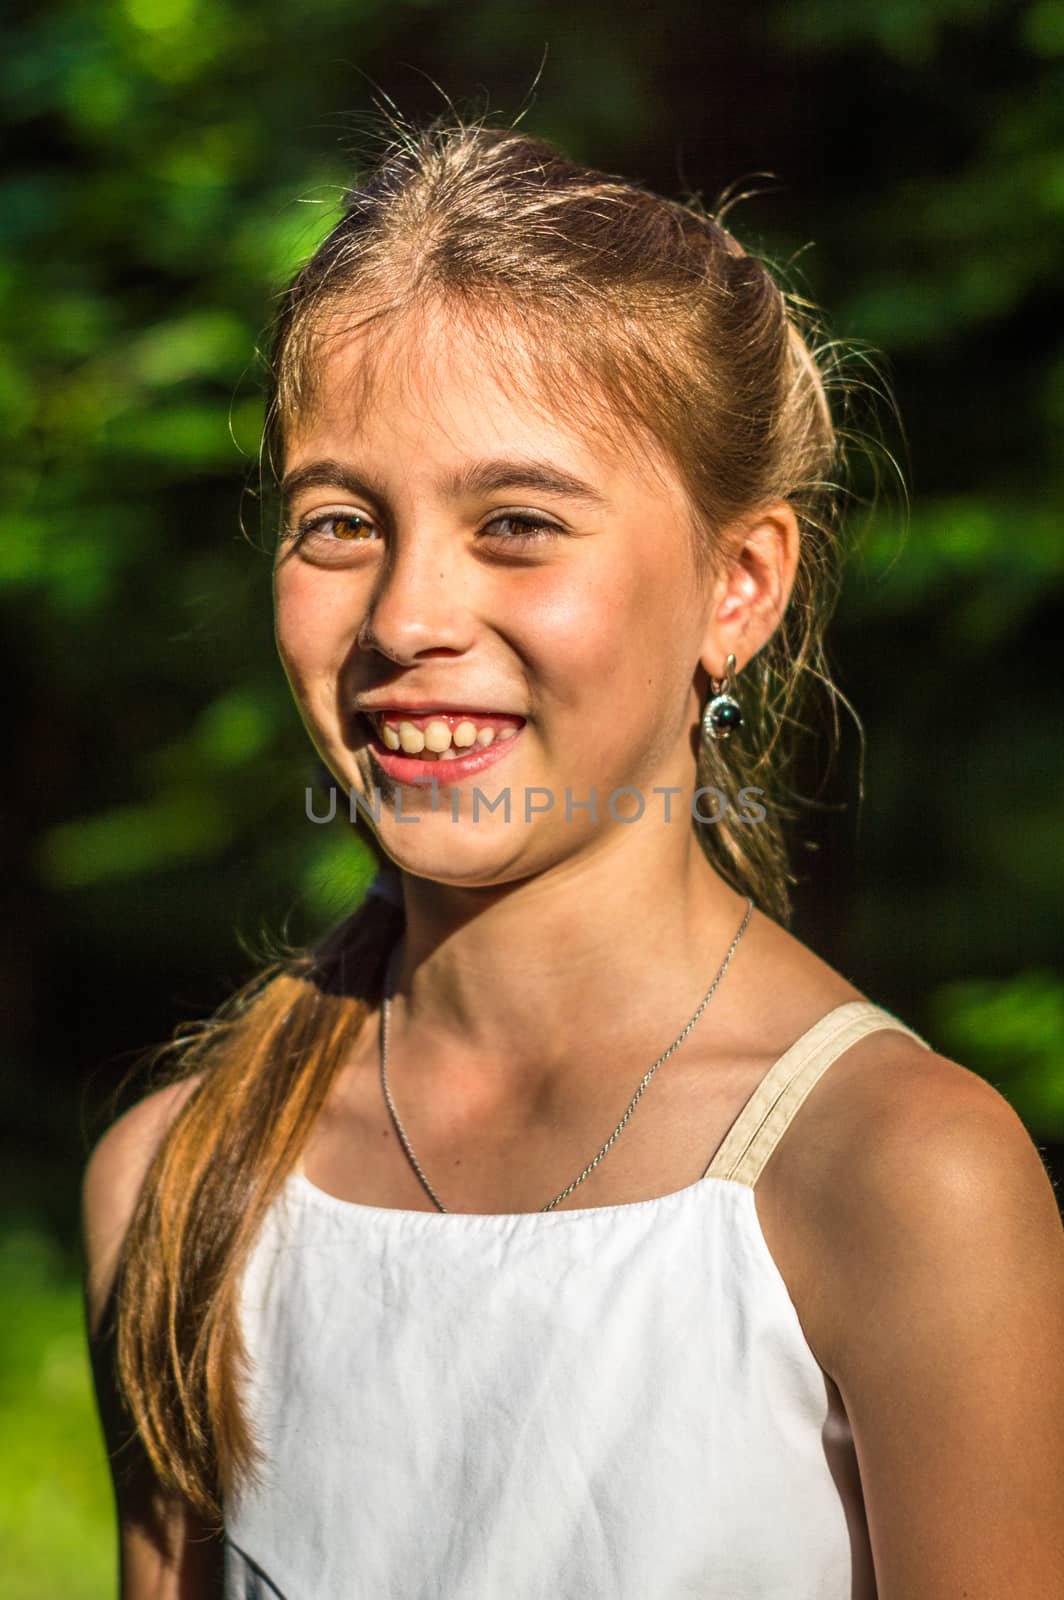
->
xmin=379 ymin=897 xmax=754 ymax=1214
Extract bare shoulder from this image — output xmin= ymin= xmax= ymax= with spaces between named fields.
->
xmin=767 ymin=1032 xmax=1064 ymax=1591
xmin=82 ymin=1074 xmax=202 ymax=1335
xmin=770 ymin=1031 xmax=1063 ymax=1368
xmin=812 ymin=1032 xmax=1060 ymax=1261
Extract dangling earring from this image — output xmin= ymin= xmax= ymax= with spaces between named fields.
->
xmin=701 ymin=654 xmax=743 ymax=743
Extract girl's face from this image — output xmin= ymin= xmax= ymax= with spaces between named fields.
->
xmin=274 ymin=307 xmax=719 ymax=888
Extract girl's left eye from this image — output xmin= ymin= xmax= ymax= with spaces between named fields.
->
xmin=479 ymin=514 xmax=562 ymax=545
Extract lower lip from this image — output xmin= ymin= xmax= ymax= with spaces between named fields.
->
xmin=359 ymin=717 xmax=525 ymax=783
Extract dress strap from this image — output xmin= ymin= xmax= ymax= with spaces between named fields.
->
xmin=702 ymin=1000 xmax=930 ymax=1188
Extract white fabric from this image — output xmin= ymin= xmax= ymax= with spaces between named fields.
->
xmin=225 ymin=997 xmax=933 ymax=1596
xmin=224 ymin=1167 xmax=878 ymax=1598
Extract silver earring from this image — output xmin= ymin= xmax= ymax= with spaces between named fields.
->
xmin=701 ymin=654 xmax=743 ymax=743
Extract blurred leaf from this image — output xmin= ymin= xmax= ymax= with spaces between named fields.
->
xmin=0 ymin=1225 xmax=113 ymax=1598
xmin=772 ymin=0 xmax=1018 ymax=60
xmin=193 ymin=686 xmax=279 ymax=768
xmin=1021 ymin=0 xmax=1064 ymax=56
xmin=0 ymin=507 xmax=151 ymax=612
xmin=121 ymin=0 xmax=203 ymax=37
xmin=300 ymin=820 xmax=378 ymax=923
xmin=125 ymin=309 xmax=249 ymax=387
xmin=105 ymin=400 xmax=244 ymax=465
xmin=38 ymin=786 xmax=233 ymax=887
xmin=930 ymin=970 xmax=1064 ymax=1137
xmin=845 ymin=496 xmax=1064 ymax=629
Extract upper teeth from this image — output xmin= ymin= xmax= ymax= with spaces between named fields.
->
xmin=376 ymin=716 xmax=519 ymax=758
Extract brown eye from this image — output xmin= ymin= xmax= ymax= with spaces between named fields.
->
xmin=291 ymin=511 xmax=377 ymax=544
xmin=479 ymin=514 xmax=562 ymax=545
xmin=331 ymin=515 xmax=370 ymax=540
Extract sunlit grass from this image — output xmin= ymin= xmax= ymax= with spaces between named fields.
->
xmin=2 ymin=1225 xmax=114 ymax=1600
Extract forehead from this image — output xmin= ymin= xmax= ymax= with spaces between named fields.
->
xmin=281 ymin=297 xmax=684 ymax=503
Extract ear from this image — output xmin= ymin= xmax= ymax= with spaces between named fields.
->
xmin=698 ymin=501 xmax=800 ymax=680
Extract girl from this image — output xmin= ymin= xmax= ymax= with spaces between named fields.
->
xmin=83 ymin=112 xmax=1064 ymax=1598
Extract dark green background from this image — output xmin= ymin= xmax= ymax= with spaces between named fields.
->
xmin=4 ymin=2 xmax=1062 ymax=1590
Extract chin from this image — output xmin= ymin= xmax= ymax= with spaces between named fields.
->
xmin=377 ymin=806 xmax=614 ymax=891
xmin=369 ymin=825 xmax=545 ymax=892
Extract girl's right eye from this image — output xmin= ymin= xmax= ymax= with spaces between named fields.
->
xmin=287 ymin=510 xmax=378 ymax=547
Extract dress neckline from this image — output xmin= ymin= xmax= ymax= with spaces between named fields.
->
xmin=286 ymin=997 xmax=910 ymax=1226
xmin=287 ymin=1164 xmax=747 ymax=1224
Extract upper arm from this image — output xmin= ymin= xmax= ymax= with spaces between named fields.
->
xmin=82 ymin=1078 xmax=225 ymax=1598
xmin=819 ymin=1055 xmax=1064 ymax=1598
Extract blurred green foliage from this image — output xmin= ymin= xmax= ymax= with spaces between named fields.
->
xmin=4 ymin=0 xmax=1063 ymax=1590
xmin=2 ymin=1228 xmax=113 ymax=1598
xmin=932 ymin=969 xmax=1064 ymax=1129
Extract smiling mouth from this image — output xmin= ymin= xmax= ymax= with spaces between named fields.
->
xmin=360 ymin=709 xmax=525 ymax=761
xmin=355 ymin=709 xmax=527 ymax=782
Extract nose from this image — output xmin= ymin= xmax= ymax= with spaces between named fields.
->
xmin=357 ymin=529 xmax=473 ymax=663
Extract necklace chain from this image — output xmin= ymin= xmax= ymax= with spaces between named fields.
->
xmin=379 ymin=898 xmax=754 ymax=1214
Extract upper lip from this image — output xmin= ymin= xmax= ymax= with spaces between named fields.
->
xmin=357 ymin=700 xmax=525 ymax=720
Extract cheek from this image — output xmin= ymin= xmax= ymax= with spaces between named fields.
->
xmin=272 ymin=572 xmax=370 ymax=755
xmin=513 ymin=554 xmax=679 ymax=703
xmin=273 ymin=568 xmax=356 ymax=679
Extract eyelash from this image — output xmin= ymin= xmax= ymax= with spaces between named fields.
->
xmin=284 ymin=511 xmax=563 ymax=549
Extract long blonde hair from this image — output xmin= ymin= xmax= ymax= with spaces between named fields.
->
xmin=114 ymin=105 xmax=886 ymax=1526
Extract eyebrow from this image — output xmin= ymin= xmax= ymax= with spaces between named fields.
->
xmin=445 ymin=458 xmax=609 ymax=508
xmin=279 ymin=456 xmax=610 ymax=518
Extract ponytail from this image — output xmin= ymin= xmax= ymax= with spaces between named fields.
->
xmin=113 ymin=891 xmax=404 ymax=1525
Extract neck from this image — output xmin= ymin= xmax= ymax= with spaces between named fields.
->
xmin=385 ymin=825 xmax=755 ymax=1101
